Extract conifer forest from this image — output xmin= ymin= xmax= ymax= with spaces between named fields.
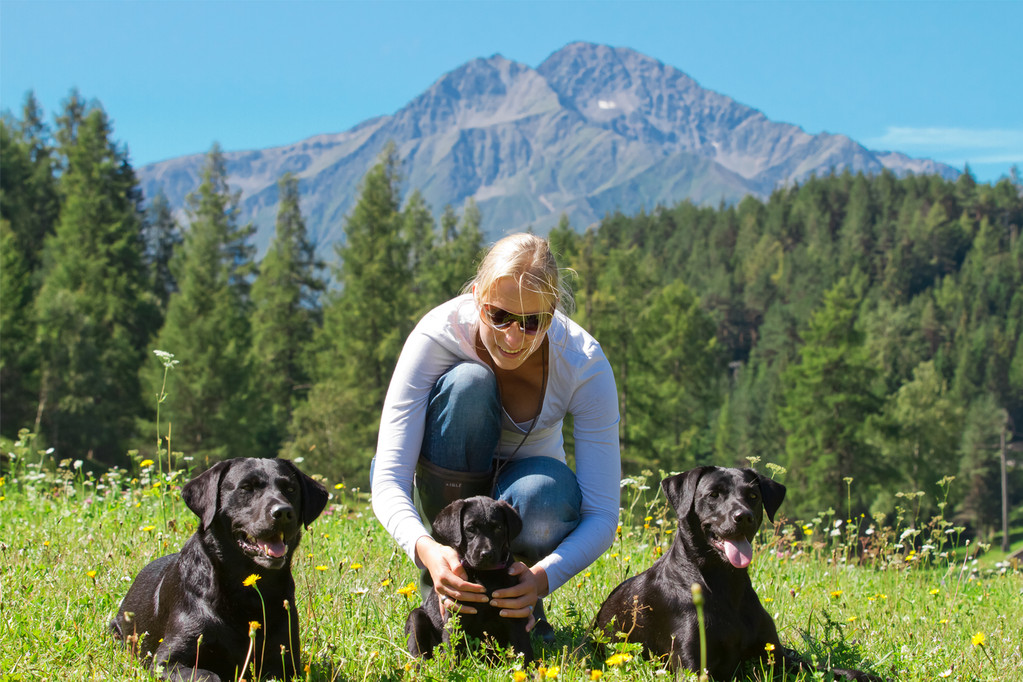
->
xmin=2 ymin=93 xmax=1021 ymax=543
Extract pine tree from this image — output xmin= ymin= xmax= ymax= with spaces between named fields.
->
xmin=33 ymin=98 xmax=152 ymax=461
xmin=779 ymin=273 xmax=884 ymax=518
xmin=427 ymin=198 xmax=484 ymax=302
xmin=142 ymin=192 xmax=182 ymax=309
xmin=248 ymin=173 xmax=324 ymax=455
xmin=0 ymin=95 xmax=62 ymax=437
xmin=147 ymin=144 xmax=256 ymax=461
xmin=288 ymin=143 xmax=414 ymax=484
xmin=631 ymin=279 xmax=723 ymax=471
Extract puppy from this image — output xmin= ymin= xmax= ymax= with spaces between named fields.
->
xmin=594 ymin=466 xmax=883 ymax=681
xmin=110 ymin=457 xmax=328 ymax=681
xmin=406 ymin=495 xmax=534 ymax=664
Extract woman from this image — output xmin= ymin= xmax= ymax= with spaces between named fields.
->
xmin=371 ymin=233 xmax=620 ymax=637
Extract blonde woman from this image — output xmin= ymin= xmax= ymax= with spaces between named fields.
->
xmin=371 ymin=233 xmax=620 ymax=641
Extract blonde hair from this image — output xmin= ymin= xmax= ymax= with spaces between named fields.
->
xmin=464 ymin=233 xmax=575 ymax=314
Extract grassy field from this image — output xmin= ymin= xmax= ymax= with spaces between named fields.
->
xmin=1 ymin=438 xmax=1020 ymax=681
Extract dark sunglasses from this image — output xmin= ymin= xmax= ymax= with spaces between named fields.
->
xmin=481 ymin=304 xmax=552 ymax=334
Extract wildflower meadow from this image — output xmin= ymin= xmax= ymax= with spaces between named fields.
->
xmin=1 ymin=435 xmax=1020 ymax=681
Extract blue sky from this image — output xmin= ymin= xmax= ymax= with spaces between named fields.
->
xmin=2 ymin=0 xmax=1020 ymax=184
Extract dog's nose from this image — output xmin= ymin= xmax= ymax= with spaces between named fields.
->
xmin=271 ymin=503 xmax=295 ymax=522
xmin=734 ymin=509 xmax=754 ymax=527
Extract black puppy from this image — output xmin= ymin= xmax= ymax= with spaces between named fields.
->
xmin=110 ymin=457 xmax=328 ymax=681
xmin=594 ymin=466 xmax=882 ymax=681
xmin=406 ymin=495 xmax=534 ymax=664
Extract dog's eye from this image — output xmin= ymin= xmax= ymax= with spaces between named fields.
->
xmin=709 ymin=491 xmax=720 ymax=499
xmin=748 ymin=491 xmax=760 ymax=501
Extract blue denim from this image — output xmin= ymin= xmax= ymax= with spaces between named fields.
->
xmin=420 ymin=362 xmax=582 ymax=563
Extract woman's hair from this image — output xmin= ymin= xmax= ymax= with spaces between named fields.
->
xmin=464 ymin=233 xmax=575 ymax=314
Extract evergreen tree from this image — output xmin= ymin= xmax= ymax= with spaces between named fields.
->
xmin=288 ymin=143 xmax=414 ymax=484
xmin=33 ymin=99 xmax=152 ymax=461
xmin=147 ymin=144 xmax=256 ymax=461
xmin=779 ymin=273 xmax=884 ymax=518
xmin=249 ymin=173 xmax=324 ymax=455
xmin=0 ymin=95 xmax=61 ymax=437
xmin=866 ymin=360 xmax=964 ymax=518
xmin=631 ymin=280 xmax=723 ymax=471
xmin=142 ymin=192 xmax=182 ymax=309
xmin=425 ymin=199 xmax=485 ymax=303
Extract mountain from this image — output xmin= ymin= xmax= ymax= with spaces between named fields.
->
xmin=136 ymin=42 xmax=958 ymax=257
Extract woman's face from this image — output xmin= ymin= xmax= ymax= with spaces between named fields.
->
xmin=477 ymin=276 xmax=552 ymax=372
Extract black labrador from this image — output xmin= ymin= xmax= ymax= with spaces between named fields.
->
xmin=593 ymin=466 xmax=884 ymax=681
xmin=110 ymin=457 xmax=329 ymax=681
xmin=406 ymin=495 xmax=534 ymax=664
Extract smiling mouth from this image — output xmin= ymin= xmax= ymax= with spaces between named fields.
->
xmin=236 ymin=531 xmax=288 ymax=560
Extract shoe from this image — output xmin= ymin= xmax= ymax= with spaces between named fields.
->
xmin=532 ymin=618 xmax=556 ymax=645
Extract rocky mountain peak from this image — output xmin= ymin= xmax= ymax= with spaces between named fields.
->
xmin=136 ymin=41 xmax=958 ymax=259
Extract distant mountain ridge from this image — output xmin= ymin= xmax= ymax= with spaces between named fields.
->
xmin=136 ymin=42 xmax=958 ymax=256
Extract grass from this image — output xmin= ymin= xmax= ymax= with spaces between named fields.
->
xmin=1 ymin=439 xmax=1021 ymax=681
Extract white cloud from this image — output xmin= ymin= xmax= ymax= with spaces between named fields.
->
xmin=866 ymin=126 xmax=1023 ymax=152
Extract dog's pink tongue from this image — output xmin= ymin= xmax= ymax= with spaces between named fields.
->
xmin=723 ymin=539 xmax=753 ymax=568
xmin=260 ymin=540 xmax=287 ymax=558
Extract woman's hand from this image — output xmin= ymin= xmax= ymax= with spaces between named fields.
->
xmin=415 ymin=535 xmax=488 ymax=619
xmin=490 ymin=562 xmax=549 ymax=632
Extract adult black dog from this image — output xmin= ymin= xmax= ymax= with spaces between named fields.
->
xmin=110 ymin=457 xmax=328 ymax=681
xmin=406 ymin=495 xmax=534 ymax=664
xmin=593 ymin=466 xmax=883 ymax=681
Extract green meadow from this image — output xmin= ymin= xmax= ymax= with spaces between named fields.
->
xmin=1 ymin=439 xmax=1020 ymax=682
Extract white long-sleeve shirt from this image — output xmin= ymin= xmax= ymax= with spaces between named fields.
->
xmin=371 ymin=294 xmax=621 ymax=592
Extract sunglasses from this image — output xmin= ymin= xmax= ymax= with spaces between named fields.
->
xmin=480 ymin=304 xmax=552 ymax=334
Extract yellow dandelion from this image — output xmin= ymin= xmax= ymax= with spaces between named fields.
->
xmin=545 ymin=666 xmax=559 ymax=679
xmin=763 ymin=597 xmax=773 ymax=603
xmin=334 ymin=483 xmax=345 ymax=490
xmin=765 ymin=643 xmax=775 ymax=652
xmin=315 ymin=565 xmax=328 ymax=571
xmin=590 ymin=670 xmax=603 ymax=681
xmin=830 ymin=590 xmax=843 ymax=599
xmin=350 ymin=562 xmax=363 ymax=570
xmin=380 ymin=579 xmax=392 ymax=587
xmin=512 ymin=671 xmax=527 ymax=682
xmin=930 ymin=588 xmax=940 ymax=595
xmin=803 ymin=528 xmax=813 ymax=536
xmin=972 ymin=632 xmax=986 ymax=647
xmin=248 ymin=620 xmax=261 ymax=636
xmin=152 ymin=481 xmax=161 ymax=488
xmin=141 ymin=526 xmax=156 ymax=532
xmin=397 ymin=581 xmax=417 ymax=597
xmin=87 ymin=570 xmax=97 ymax=579
xmin=243 ymin=574 xmax=261 ymax=587
xmin=847 ymin=616 xmax=857 ymax=623
xmin=140 ymin=459 xmax=154 ymax=467
xmin=939 ymin=619 xmax=949 ymax=624
xmin=606 ymin=653 xmax=633 ymax=666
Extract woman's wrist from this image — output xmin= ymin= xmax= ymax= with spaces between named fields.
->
xmin=529 ymin=564 xmax=550 ymax=599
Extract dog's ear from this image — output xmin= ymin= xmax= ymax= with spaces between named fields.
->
xmin=181 ymin=460 xmax=233 ymax=531
xmin=661 ymin=466 xmax=716 ymax=518
xmin=753 ymin=471 xmax=787 ymax=522
xmin=431 ymin=499 xmax=465 ymax=548
xmin=280 ymin=458 xmax=329 ymax=528
xmin=496 ymin=499 xmax=523 ymax=541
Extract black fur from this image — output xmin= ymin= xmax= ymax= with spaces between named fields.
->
xmin=110 ymin=458 xmax=328 ymax=681
xmin=594 ymin=466 xmax=883 ymax=681
xmin=406 ymin=495 xmax=534 ymax=664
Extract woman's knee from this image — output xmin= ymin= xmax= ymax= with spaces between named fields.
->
xmin=421 ymin=362 xmax=500 ymax=472
xmin=496 ymin=458 xmax=581 ymax=560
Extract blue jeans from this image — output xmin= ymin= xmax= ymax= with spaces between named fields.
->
xmin=420 ymin=362 xmax=582 ymax=563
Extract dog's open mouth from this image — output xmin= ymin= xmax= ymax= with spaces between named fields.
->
xmin=708 ymin=532 xmax=754 ymax=569
xmin=237 ymin=531 xmax=288 ymax=561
